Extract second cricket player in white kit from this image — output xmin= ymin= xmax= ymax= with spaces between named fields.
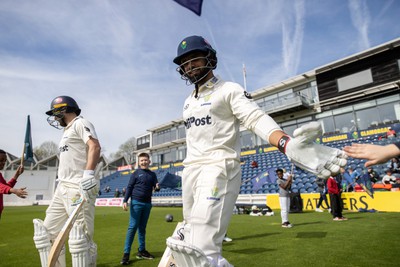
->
xmin=170 ymin=35 xmax=347 ymax=267
xmin=33 ymin=96 xmax=101 ymax=267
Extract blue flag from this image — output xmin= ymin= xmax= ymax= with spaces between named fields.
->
xmin=252 ymin=168 xmax=277 ymax=192
xmin=159 ymin=172 xmax=182 ymax=189
xmin=23 ymin=115 xmax=34 ymax=163
xmin=173 ymin=0 xmax=203 ymax=16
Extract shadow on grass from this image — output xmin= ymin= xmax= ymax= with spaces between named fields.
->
xmin=293 ymin=220 xmax=326 ymax=226
xmin=230 ymin=231 xmax=281 ymax=241
xmin=296 ymin=231 xmax=328 ymax=238
xmin=229 ymin=246 xmax=275 ymax=255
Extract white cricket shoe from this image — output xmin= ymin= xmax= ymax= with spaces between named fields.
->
xmin=223 ymin=236 xmax=233 ymax=242
xmin=315 ymin=208 xmax=323 ymax=212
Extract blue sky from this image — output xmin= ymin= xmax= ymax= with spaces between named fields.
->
xmin=1 ymin=0 xmax=399 ymax=158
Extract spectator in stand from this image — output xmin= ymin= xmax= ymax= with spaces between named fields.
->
xmin=367 ymin=167 xmax=379 ymax=184
xmin=315 ymin=177 xmax=330 ymax=212
xmin=386 ymin=127 xmax=396 ymax=139
xmin=392 ymin=178 xmax=400 ymax=189
xmin=340 ymin=167 xmax=353 ymax=192
xmin=381 ymin=169 xmax=397 ymax=185
xmin=276 ymin=168 xmax=293 ymax=228
xmin=386 ymin=157 xmax=400 ymax=173
xmin=0 ymin=149 xmax=27 ymax=219
xmin=327 ymin=175 xmax=347 ymax=221
xmin=348 ymin=166 xmax=360 ymax=183
xmin=251 ymin=160 xmax=258 ymax=168
xmin=104 ymin=185 xmax=111 ymax=193
xmin=122 ymin=187 xmax=127 ymax=197
xmin=114 ymin=188 xmax=121 ymax=198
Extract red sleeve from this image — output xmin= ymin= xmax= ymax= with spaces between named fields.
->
xmin=0 ymin=173 xmax=17 ymax=194
xmin=327 ymin=178 xmax=339 ymax=194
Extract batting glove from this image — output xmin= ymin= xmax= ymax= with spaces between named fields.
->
xmin=278 ymin=121 xmax=347 ymax=179
xmin=79 ymin=170 xmax=99 ymax=202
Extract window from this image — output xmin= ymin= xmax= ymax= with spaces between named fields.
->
xmin=178 ymin=125 xmax=186 ymax=139
xmin=355 ymin=107 xmax=379 ymax=130
xmin=333 ymin=112 xmax=355 ymax=133
xmin=379 ymin=103 xmax=397 ymax=122
xmin=318 ymin=116 xmax=335 ymax=133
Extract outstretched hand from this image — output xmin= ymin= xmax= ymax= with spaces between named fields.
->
xmin=284 ymin=122 xmax=347 ymax=178
xmin=11 ymin=187 xmax=28 ymax=198
xmin=344 ymin=143 xmax=400 ymax=167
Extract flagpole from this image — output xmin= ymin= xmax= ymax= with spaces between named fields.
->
xmin=21 ymin=143 xmax=26 ymax=166
xmin=242 ymin=63 xmax=247 ymax=91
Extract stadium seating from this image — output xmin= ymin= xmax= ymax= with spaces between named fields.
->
xmin=98 ymin=131 xmax=400 ymax=198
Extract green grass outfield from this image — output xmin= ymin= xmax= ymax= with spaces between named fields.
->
xmin=0 ymin=205 xmax=398 ymax=267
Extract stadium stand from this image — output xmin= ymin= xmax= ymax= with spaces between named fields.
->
xmin=97 ymin=130 xmax=400 ymax=198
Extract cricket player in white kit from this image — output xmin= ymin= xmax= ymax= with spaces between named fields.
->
xmin=33 ymin=96 xmax=101 ymax=267
xmin=167 ymin=35 xmax=347 ymax=267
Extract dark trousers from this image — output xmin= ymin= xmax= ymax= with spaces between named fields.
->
xmin=316 ymin=192 xmax=330 ymax=209
xmin=329 ymin=193 xmax=343 ymax=218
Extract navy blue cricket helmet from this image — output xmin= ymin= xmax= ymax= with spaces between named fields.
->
xmin=173 ymin=35 xmax=217 ymax=66
xmin=173 ymin=35 xmax=217 ymax=85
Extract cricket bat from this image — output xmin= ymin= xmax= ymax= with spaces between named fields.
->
xmin=47 ymin=162 xmax=103 ymax=267
xmin=158 ymin=222 xmax=184 ymax=267
xmin=47 ymin=199 xmax=85 ymax=267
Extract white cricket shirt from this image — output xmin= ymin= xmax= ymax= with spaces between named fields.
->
xmin=182 ymin=76 xmax=280 ymax=166
xmin=57 ymin=116 xmax=98 ymax=185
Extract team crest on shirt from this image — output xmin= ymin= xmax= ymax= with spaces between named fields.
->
xmin=244 ymin=91 xmax=252 ymax=99
xmin=207 ymin=185 xmax=220 ymax=201
xmin=201 ymin=94 xmax=212 ymax=106
xmin=71 ymin=195 xmax=82 ymax=206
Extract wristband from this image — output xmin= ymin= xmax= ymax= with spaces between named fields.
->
xmin=277 ymin=135 xmax=291 ymax=153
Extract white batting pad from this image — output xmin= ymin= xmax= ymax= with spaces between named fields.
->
xmin=166 ymin=237 xmax=214 ymax=267
xmin=69 ymin=224 xmax=89 ymax=267
xmin=33 ymin=219 xmax=51 ymax=267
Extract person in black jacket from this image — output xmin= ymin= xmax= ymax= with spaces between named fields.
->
xmin=120 ymin=152 xmax=160 ymax=265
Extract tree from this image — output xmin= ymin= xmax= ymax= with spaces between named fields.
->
xmin=111 ymin=137 xmax=136 ymax=163
xmin=34 ymin=141 xmax=58 ymax=160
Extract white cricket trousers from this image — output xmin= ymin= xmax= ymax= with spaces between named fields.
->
xmin=182 ymin=159 xmax=241 ymax=260
xmin=279 ymin=196 xmax=290 ymax=223
xmin=44 ymin=182 xmax=95 ymax=241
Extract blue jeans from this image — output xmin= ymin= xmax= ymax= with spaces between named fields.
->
xmin=123 ymin=200 xmax=152 ymax=254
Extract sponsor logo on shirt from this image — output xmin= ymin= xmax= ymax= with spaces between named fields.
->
xmin=184 ymin=115 xmax=212 ymax=129
xmin=84 ymin=126 xmax=91 ymax=133
xmin=59 ymin=145 xmax=68 ymax=152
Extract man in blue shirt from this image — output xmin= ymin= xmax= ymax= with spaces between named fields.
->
xmin=120 ymin=152 xmax=160 ymax=265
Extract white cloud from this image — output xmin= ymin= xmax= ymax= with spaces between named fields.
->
xmin=348 ymin=0 xmax=371 ymax=50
